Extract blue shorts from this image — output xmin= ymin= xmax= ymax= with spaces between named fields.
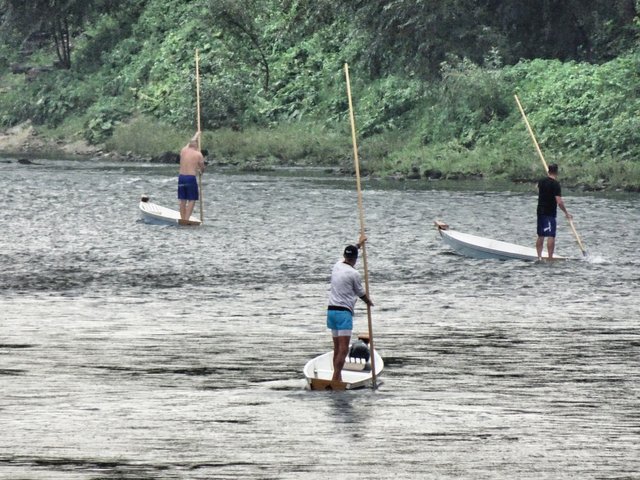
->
xmin=178 ymin=175 xmax=199 ymax=201
xmin=327 ymin=309 xmax=353 ymax=333
xmin=537 ymin=215 xmax=557 ymax=237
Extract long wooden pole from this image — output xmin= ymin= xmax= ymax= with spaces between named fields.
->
xmin=514 ymin=94 xmax=547 ymax=172
xmin=514 ymin=94 xmax=587 ymax=256
xmin=344 ymin=63 xmax=377 ymax=388
xmin=196 ymin=48 xmax=204 ymax=223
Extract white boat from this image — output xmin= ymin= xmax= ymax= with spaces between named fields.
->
xmin=435 ymin=220 xmax=564 ymax=261
xmin=139 ymin=195 xmax=201 ymax=226
xmin=303 ymin=338 xmax=383 ymax=390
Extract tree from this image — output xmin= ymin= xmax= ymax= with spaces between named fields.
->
xmin=349 ymin=0 xmax=639 ymax=79
xmin=1 ymin=0 xmax=123 ymax=69
xmin=207 ymin=0 xmax=272 ymax=92
xmin=350 ymin=0 xmax=504 ymax=78
xmin=488 ymin=0 xmax=638 ymax=62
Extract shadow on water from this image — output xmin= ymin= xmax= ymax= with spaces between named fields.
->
xmin=0 ymin=455 xmax=167 ymax=479
xmin=325 ymin=391 xmax=368 ymax=425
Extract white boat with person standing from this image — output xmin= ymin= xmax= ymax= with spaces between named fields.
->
xmin=304 ymin=334 xmax=384 ymax=390
xmin=434 ymin=96 xmax=588 ymax=262
xmin=139 ymin=50 xmax=206 ymax=228
xmin=435 ymin=220 xmax=564 ymax=261
xmin=139 ymin=195 xmax=201 ymax=226
xmin=304 ymin=63 xmax=383 ymax=391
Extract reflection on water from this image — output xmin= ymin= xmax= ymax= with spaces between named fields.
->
xmin=0 ymin=159 xmax=639 ymax=479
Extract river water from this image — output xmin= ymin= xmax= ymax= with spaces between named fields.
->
xmin=1 ymin=158 xmax=638 ymax=479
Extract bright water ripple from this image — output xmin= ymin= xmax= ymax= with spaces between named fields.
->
xmin=0 ymin=159 xmax=639 ymax=479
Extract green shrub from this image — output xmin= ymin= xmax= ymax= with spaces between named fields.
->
xmin=506 ymin=53 xmax=640 ymax=160
xmin=356 ymin=75 xmax=425 ymax=138
xmin=204 ymin=121 xmax=348 ymax=165
xmin=106 ymin=116 xmax=187 ymax=155
xmin=83 ymin=101 xmax=132 ymax=144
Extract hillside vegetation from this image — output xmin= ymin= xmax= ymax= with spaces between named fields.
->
xmin=0 ymin=0 xmax=639 ymax=190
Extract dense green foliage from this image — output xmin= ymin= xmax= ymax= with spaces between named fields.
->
xmin=351 ymin=0 xmax=639 ymax=76
xmin=1 ymin=0 xmax=125 ymax=68
xmin=0 ymin=0 xmax=639 ymax=189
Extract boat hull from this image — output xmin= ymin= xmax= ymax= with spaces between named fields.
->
xmin=139 ymin=200 xmax=201 ymax=226
xmin=303 ymin=349 xmax=383 ymax=390
xmin=438 ymin=227 xmax=563 ymax=261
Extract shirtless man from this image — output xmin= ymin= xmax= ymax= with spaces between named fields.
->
xmin=178 ymin=132 xmax=205 ymax=221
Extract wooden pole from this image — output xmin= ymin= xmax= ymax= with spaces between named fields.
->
xmin=514 ymin=94 xmax=548 ymax=172
xmin=344 ymin=63 xmax=377 ymax=388
xmin=514 ymin=94 xmax=587 ymax=256
xmin=196 ymin=48 xmax=204 ymax=223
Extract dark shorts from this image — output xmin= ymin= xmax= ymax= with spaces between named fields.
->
xmin=537 ymin=215 xmax=557 ymax=237
xmin=178 ymin=175 xmax=199 ymax=201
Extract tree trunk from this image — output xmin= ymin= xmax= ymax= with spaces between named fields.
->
xmin=52 ymin=15 xmax=71 ymax=69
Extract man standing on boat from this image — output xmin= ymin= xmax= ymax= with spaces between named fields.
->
xmin=536 ymin=163 xmax=572 ymax=260
xmin=327 ymin=236 xmax=373 ymax=383
xmin=178 ymin=131 xmax=205 ymax=221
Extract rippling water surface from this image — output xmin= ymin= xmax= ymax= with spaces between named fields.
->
xmin=1 ymin=159 xmax=639 ymax=479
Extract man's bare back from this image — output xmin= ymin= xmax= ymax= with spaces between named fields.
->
xmin=177 ymin=132 xmax=205 ymax=221
xmin=179 ymin=132 xmax=204 ymax=175
xmin=179 ymin=147 xmax=204 ymax=175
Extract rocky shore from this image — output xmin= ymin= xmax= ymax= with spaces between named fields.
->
xmin=0 ymin=121 xmax=160 ymax=163
xmin=0 ymin=122 xmax=99 ymax=157
xmin=0 ymin=121 xmax=194 ymax=165
xmin=0 ymin=122 xmax=185 ymax=164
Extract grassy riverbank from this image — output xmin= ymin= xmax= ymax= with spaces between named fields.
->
xmin=2 ymin=111 xmax=639 ymax=193
xmin=107 ymin=103 xmax=640 ymax=192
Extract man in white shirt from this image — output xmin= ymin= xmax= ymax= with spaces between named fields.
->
xmin=327 ymin=236 xmax=373 ymax=382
